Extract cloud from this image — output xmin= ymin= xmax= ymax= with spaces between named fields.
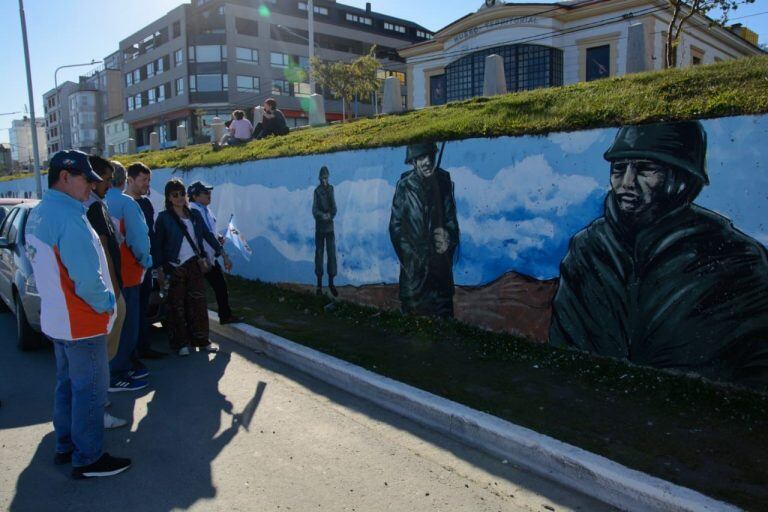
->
xmin=548 ymin=129 xmax=605 ymax=154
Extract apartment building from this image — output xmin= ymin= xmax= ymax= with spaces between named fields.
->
xmin=43 ymin=81 xmax=78 ymax=155
xmin=104 ymin=115 xmax=132 ymax=156
xmin=401 ymin=0 xmax=764 ymax=109
xmin=9 ymin=117 xmax=47 ymax=170
xmin=119 ymin=0 xmax=431 ymax=149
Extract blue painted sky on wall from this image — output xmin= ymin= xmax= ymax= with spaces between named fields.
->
xmin=4 ymin=115 xmax=767 ymax=287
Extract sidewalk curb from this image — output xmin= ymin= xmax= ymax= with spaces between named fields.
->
xmin=208 ymin=312 xmax=740 ymax=512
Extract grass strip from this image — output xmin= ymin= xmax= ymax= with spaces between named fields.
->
xmin=218 ymin=276 xmax=768 ymax=510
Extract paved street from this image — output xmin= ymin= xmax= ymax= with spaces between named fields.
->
xmin=0 ymin=311 xmax=611 ymax=512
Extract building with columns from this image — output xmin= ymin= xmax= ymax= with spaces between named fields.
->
xmin=400 ymin=0 xmax=763 ymax=109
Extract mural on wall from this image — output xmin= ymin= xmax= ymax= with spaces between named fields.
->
xmin=4 ymin=115 xmax=768 ymax=386
xmin=389 ymin=143 xmax=459 ymax=318
xmin=549 ymin=121 xmax=768 ymax=386
xmin=312 ymin=166 xmax=338 ymax=297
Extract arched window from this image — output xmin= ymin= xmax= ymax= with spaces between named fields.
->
xmin=444 ymin=44 xmax=563 ymax=102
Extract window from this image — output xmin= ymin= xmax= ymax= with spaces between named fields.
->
xmin=156 ymin=57 xmax=165 ymax=74
xmin=125 ymin=72 xmax=133 ymax=87
xmin=127 ymin=96 xmax=135 ymax=111
xmin=157 ymin=84 xmax=167 ymax=102
xmin=175 ymin=77 xmax=185 ymax=95
xmin=148 ymin=88 xmax=156 ymax=104
xmin=236 ymin=47 xmax=259 ymax=64
xmin=298 ymin=2 xmax=328 ymax=15
xmin=416 ymin=30 xmax=432 ymax=39
xmin=346 ymin=13 xmax=372 ymax=25
xmin=174 ymin=49 xmax=183 ymax=67
xmin=271 ymin=52 xmax=290 ymax=68
xmin=292 ymin=82 xmax=311 ymax=97
xmin=147 ymin=61 xmax=155 ymax=78
xmin=691 ymin=46 xmax=705 ymax=66
xmin=430 ymin=74 xmax=446 ymax=106
xmin=586 ymin=45 xmax=610 ymax=81
xmin=173 ymin=21 xmax=181 ymax=38
xmin=236 ymin=75 xmax=260 ymax=92
xmin=133 ymin=69 xmax=141 ymax=84
xmin=235 ymin=17 xmax=259 ymax=36
xmin=272 ymin=79 xmax=289 ymax=95
xmin=445 ymin=44 xmax=563 ymax=102
xmin=190 ymin=74 xmax=228 ymax=92
xmin=135 ymin=93 xmax=143 ymax=109
xmin=189 ymin=45 xmax=226 ymax=62
xmin=384 ymin=22 xmax=406 ymax=34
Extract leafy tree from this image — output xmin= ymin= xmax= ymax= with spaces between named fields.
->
xmin=311 ymin=46 xmax=380 ymax=121
xmin=665 ymin=0 xmax=755 ymax=68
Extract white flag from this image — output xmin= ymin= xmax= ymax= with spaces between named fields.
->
xmin=224 ymin=215 xmax=253 ymax=261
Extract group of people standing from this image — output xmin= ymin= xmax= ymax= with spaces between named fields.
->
xmin=26 ymin=150 xmax=241 ymax=479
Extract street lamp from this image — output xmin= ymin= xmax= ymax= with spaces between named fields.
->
xmin=18 ymin=0 xmax=43 ymax=198
xmin=308 ymin=0 xmax=315 ymax=92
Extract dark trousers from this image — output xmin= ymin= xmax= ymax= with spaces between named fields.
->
xmin=205 ymin=261 xmax=232 ymax=321
xmin=166 ymin=259 xmax=209 ymax=350
xmin=314 ymin=230 xmax=337 ymax=279
xmin=135 ymin=271 xmax=153 ymax=356
xmin=109 ymin=285 xmax=139 ymax=378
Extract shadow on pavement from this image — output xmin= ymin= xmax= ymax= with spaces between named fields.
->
xmin=7 ymin=323 xmax=265 ymax=512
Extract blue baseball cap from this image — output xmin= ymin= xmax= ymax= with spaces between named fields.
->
xmin=188 ymin=181 xmax=213 ymax=197
xmin=49 ymin=150 xmax=102 ymax=183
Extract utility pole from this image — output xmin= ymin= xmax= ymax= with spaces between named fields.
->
xmin=19 ymin=0 xmax=42 ymax=197
xmin=308 ymin=0 xmax=315 ymax=92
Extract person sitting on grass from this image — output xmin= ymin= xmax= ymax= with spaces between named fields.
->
xmin=253 ymin=98 xmax=289 ymax=140
xmin=212 ymin=110 xmax=253 ymax=151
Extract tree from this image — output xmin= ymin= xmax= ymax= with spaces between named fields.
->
xmin=311 ymin=47 xmax=380 ymax=121
xmin=665 ymin=0 xmax=754 ymax=68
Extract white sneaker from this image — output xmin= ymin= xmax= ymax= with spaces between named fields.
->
xmin=178 ymin=346 xmax=190 ymax=356
xmin=202 ymin=343 xmax=219 ymax=353
xmin=104 ymin=412 xmax=128 ymax=430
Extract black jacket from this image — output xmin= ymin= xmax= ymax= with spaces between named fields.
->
xmin=389 ymin=168 xmax=459 ymax=318
xmin=253 ymin=109 xmax=289 ymax=139
xmin=312 ymin=184 xmax=336 ymax=234
xmin=86 ymin=199 xmax=123 ymax=290
xmin=549 ymin=193 xmax=768 ymax=389
xmin=154 ymin=209 xmax=221 ymax=269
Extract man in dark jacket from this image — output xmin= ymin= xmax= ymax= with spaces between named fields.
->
xmin=389 ymin=142 xmax=459 ymax=318
xmin=253 ymin=98 xmax=289 ymax=140
xmin=549 ymin=121 xmax=768 ymax=389
xmin=312 ymin=166 xmax=338 ymax=297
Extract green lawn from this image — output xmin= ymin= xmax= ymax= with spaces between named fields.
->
xmin=216 ymin=276 xmax=768 ymax=511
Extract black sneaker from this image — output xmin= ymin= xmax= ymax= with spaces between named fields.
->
xmin=72 ymin=453 xmax=131 ymax=479
xmin=54 ymin=450 xmax=72 ymax=465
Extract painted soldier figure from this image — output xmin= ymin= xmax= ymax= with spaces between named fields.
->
xmin=389 ymin=142 xmax=459 ymax=318
xmin=549 ymin=121 xmax=768 ymax=388
xmin=312 ymin=166 xmax=338 ymax=297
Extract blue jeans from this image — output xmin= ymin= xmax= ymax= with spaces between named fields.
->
xmin=136 ymin=272 xmax=153 ymax=355
xmin=52 ymin=335 xmax=108 ymax=467
xmin=109 ymin=285 xmax=140 ymax=379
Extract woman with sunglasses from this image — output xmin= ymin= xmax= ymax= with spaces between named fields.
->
xmin=154 ymin=179 xmax=222 ymax=355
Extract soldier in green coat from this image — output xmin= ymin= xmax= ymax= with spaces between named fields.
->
xmin=549 ymin=121 xmax=768 ymax=389
xmin=313 ymin=166 xmax=338 ymax=297
xmin=389 ymin=143 xmax=460 ymax=318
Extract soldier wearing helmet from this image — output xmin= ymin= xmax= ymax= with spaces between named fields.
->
xmin=389 ymin=142 xmax=460 ymax=318
xmin=549 ymin=121 xmax=768 ymax=388
xmin=312 ymin=166 xmax=338 ymax=297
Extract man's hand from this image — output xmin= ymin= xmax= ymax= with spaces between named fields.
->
xmin=433 ymin=227 xmax=450 ymax=255
xmin=223 ymin=254 xmax=233 ymax=272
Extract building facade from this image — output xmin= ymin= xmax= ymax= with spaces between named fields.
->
xmin=9 ymin=117 xmax=47 ymax=170
xmin=401 ymin=0 xmax=764 ymax=109
xmin=0 ymin=143 xmax=12 ymax=176
xmin=43 ymin=81 xmax=79 ymax=155
xmin=104 ymin=115 xmax=132 ymax=156
xmin=119 ymin=0 xmax=431 ymax=149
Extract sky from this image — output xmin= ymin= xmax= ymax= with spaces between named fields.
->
xmin=1 ymin=0 xmax=767 ymax=143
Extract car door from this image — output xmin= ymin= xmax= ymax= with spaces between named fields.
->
xmin=0 ymin=208 xmax=19 ymax=307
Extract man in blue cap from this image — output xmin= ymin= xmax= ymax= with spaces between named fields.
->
xmin=25 ymin=150 xmax=132 ymax=478
xmin=549 ymin=121 xmax=768 ymax=389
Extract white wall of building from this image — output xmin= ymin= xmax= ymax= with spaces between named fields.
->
xmin=9 ymin=118 xmax=47 ymax=168
xmin=104 ymin=117 xmax=131 ymax=156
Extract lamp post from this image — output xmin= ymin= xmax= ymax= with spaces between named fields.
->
xmin=308 ymin=0 xmax=315 ymax=92
xmin=18 ymin=0 xmax=43 ymax=198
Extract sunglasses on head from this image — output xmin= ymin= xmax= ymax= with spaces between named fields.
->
xmin=170 ymin=190 xmax=186 ymax=198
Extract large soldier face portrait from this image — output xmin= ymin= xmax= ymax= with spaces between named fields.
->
xmin=549 ymin=121 xmax=768 ymax=389
xmin=609 ymin=158 xmax=667 ymax=217
xmin=414 ymin=153 xmax=436 ymax=179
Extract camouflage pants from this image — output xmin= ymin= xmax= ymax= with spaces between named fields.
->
xmin=166 ymin=258 xmax=210 ymax=350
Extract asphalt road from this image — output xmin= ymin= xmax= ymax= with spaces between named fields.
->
xmin=0 ymin=311 xmax=612 ymax=512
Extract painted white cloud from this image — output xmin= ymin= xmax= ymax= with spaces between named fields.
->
xmin=548 ymin=129 xmax=605 ymax=154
